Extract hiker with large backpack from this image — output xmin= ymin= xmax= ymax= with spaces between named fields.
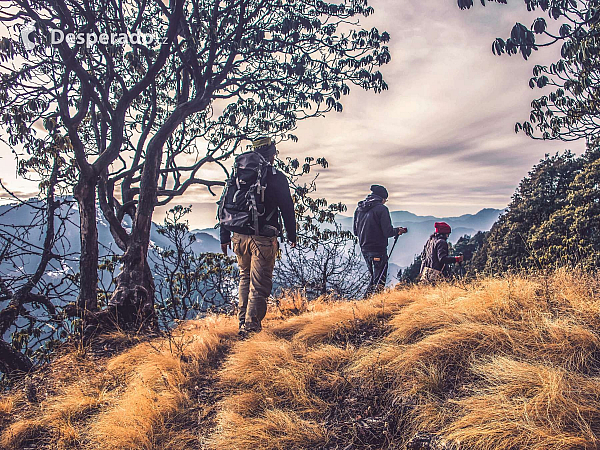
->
xmin=419 ymin=222 xmax=464 ymax=283
xmin=218 ymin=137 xmax=296 ymax=335
xmin=353 ymin=185 xmax=407 ymax=297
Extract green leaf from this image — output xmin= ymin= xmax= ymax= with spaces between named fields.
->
xmin=532 ymin=18 xmax=546 ymax=34
xmin=559 ymin=24 xmax=571 ymax=37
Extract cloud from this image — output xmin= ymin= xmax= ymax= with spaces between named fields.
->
xmin=0 ymin=1 xmax=585 ymax=227
xmin=275 ymin=0 xmax=583 ymax=221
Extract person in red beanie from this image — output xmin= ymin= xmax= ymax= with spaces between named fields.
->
xmin=419 ymin=222 xmax=464 ymax=283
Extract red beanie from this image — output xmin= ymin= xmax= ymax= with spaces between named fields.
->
xmin=435 ymin=222 xmax=451 ymax=234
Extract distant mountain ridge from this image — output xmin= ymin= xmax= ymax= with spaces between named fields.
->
xmin=331 ymin=208 xmax=502 ymax=269
xmin=0 ymin=199 xmax=501 ymax=280
xmin=196 ymin=208 xmax=502 ymax=275
xmin=337 ymin=208 xmax=501 ymax=230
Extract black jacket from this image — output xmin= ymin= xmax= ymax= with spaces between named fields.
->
xmin=220 ymin=168 xmax=296 ymax=244
xmin=353 ymin=194 xmax=397 ymax=253
xmin=421 ymin=235 xmax=456 ymax=271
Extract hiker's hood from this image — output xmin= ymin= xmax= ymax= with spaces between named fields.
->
xmin=357 ymin=194 xmax=384 ymax=211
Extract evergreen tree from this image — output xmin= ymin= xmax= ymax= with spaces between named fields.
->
xmin=450 ymin=231 xmax=488 ymax=277
xmin=458 ymin=0 xmax=600 ymax=274
xmin=530 ymin=149 xmax=600 ymax=269
xmin=470 ymin=151 xmax=584 ymax=273
xmin=399 ymin=255 xmax=422 ymax=284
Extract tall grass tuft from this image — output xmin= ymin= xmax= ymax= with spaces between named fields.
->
xmin=2 ymin=270 xmax=600 ymax=449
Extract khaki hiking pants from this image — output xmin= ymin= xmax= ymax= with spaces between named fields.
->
xmin=232 ymin=233 xmax=278 ymax=331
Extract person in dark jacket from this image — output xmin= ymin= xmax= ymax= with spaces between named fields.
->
xmin=220 ymin=137 xmax=296 ymax=335
xmin=419 ymin=222 xmax=463 ymax=283
xmin=353 ymin=185 xmax=407 ymax=296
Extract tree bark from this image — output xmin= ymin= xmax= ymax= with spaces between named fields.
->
xmin=109 ymin=238 xmax=156 ymax=329
xmin=108 ymin=129 xmax=164 ymax=330
xmin=74 ymin=175 xmax=99 ymax=313
xmin=109 ymin=101 xmax=206 ymax=330
xmin=108 ymin=137 xmax=161 ymax=329
xmin=0 ymin=339 xmax=32 ymax=374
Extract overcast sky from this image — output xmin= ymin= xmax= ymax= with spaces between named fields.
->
xmin=0 ymin=1 xmax=585 ymax=228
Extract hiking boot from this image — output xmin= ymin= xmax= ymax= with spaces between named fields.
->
xmin=244 ymin=324 xmax=262 ymax=335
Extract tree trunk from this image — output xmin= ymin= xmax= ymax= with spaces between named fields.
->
xmin=0 ymin=339 xmax=32 ymax=374
xmin=109 ymin=238 xmax=156 ymax=329
xmin=74 ymin=175 xmax=99 ymax=313
xmin=109 ymin=102 xmax=205 ymax=330
xmin=108 ymin=139 xmax=163 ymax=331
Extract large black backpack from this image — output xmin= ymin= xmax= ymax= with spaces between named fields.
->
xmin=218 ymin=151 xmax=276 ymax=235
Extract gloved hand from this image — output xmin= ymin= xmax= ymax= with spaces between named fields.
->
xmin=455 ymin=255 xmax=464 ymax=263
xmin=397 ymin=227 xmax=408 ymax=235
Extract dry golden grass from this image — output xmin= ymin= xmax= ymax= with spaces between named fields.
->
xmin=1 ymin=419 xmax=48 ymax=449
xmin=2 ymin=270 xmax=600 ymax=449
xmin=445 ymin=356 xmax=600 ymax=449
xmin=346 ymin=271 xmax=600 ymax=448
xmin=0 ymin=395 xmax=14 ymax=421
xmin=88 ymin=315 xmax=239 ymax=450
xmin=214 ymin=407 xmax=328 ymax=450
xmin=0 ymin=314 xmax=238 ymax=450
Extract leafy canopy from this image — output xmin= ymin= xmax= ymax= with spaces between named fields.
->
xmin=459 ymin=0 xmax=600 ymax=142
xmin=468 ymin=148 xmax=600 ymax=273
xmin=0 ymin=0 xmax=392 ymax=251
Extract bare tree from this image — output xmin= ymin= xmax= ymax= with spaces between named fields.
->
xmin=149 ymin=205 xmax=238 ymax=329
xmin=274 ymin=223 xmax=368 ymax=300
xmin=0 ymin=0 xmax=391 ymax=329
xmin=0 ymin=158 xmax=78 ymax=374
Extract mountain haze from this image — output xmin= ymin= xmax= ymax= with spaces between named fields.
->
xmin=0 ymin=200 xmax=500 ymax=283
xmin=337 ymin=207 xmax=502 ymax=268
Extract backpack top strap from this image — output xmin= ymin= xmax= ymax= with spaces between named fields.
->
xmin=265 ymin=208 xmax=277 ymax=222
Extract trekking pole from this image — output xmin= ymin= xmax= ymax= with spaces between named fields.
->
xmin=374 ymin=231 xmax=403 ymax=288
xmin=457 ymin=253 xmax=465 ymax=278
xmin=388 ymin=233 xmax=401 ymax=260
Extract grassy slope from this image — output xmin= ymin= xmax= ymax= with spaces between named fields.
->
xmin=2 ymin=271 xmax=600 ymax=449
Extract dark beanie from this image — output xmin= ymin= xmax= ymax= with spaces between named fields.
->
xmin=252 ymin=137 xmax=277 ymax=158
xmin=370 ymin=184 xmax=388 ymax=199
